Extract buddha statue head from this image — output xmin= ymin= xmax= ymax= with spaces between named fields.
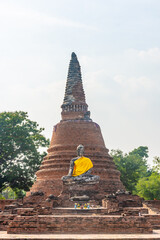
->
xmin=77 ymin=144 xmax=84 ymax=157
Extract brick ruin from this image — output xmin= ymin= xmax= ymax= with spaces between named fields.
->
xmin=29 ymin=52 xmax=125 ymax=197
xmin=0 ymin=52 xmax=160 ymax=234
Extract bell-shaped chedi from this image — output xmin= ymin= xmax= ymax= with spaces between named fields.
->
xmin=29 ymin=52 xmax=125 ymax=196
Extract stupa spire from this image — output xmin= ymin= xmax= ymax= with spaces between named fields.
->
xmin=61 ymin=52 xmax=91 ymax=121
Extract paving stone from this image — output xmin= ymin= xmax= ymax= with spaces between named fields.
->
xmin=1 ymin=230 xmax=160 ymax=239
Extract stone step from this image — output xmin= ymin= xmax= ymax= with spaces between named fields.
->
xmin=1 ymin=230 xmax=160 ymax=240
xmin=52 ymin=207 xmax=147 ymax=215
xmin=5 ymin=207 xmax=110 ymax=217
xmin=13 ymin=207 xmax=149 ymax=217
xmin=144 ymin=214 xmax=160 ymax=229
xmin=0 ymin=214 xmax=17 ymax=231
xmin=10 ymin=206 xmax=149 ymax=217
xmin=153 ymin=225 xmax=160 ymax=229
xmin=8 ymin=215 xmax=152 ymax=234
xmin=52 ymin=207 xmax=109 ymax=215
xmin=123 ymin=207 xmax=148 ymax=215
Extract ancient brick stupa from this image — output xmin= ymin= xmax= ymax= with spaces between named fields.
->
xmin=29 ymin=52 xmax=125 ymax=197
xmin=3 ymin=53 xmax=155 ymax=234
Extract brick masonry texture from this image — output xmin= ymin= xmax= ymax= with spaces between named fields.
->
xmin=145 ymin=200 xmax=160 ymax=211
xmin=0 ymin=200 xmax=15 ymax=211
xmin=8 ymin=215 xmax=152 ymax=234
xmin=3 ymin=192 xmax=160 ymax=234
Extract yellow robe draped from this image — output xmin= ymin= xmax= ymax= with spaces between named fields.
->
xmin=72 ymin=156 xmax=93 ymax=177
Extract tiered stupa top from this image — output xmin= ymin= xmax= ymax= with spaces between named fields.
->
xmin=61 ymin=52 xmax=90 ymax=120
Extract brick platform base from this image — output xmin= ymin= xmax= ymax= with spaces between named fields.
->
xmin=8 ymin=214 xmax=152 ymax=234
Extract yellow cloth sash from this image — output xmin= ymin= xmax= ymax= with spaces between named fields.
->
xmin=72 ymin=156 xmax=93 ymax=177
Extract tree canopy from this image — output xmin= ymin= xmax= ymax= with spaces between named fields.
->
xmin=111 ymin=146 xmax=160 ymax=199
xmin=0 ymin=111 xmax=49 ymax=192
xmin=152 ymin=156 xmax=160 ymax=173
xmin=136 ymin=173 xmax=160 ymax=200
xmin=135 ymin=156 xmax=160 ymax=200
xmin=111 ymin=146 xmax=149 ymax=192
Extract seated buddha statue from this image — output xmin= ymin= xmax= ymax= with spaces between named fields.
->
xmin=62 ymin=145 xmax=99 ymax=183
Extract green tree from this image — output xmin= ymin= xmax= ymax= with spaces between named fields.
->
xmin=152 ymin=156 xmax=160 ymax=173
xmin=1 ymin=186 xmax=16 ymax=199
xmin=129 ymin=146 xmax=149 ymax=159
xmin=0 ymin=111 xmax=49 ymax=192
xmin=111 ymin=146 xmax=149 ymax=192
xmin=136 ymin=172 xmax=160 ymax=200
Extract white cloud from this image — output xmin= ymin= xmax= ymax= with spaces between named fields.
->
xmin=139 ymin=48 xmax=160 ymax=58
xmin=0 ymin=0 xmax=160 ymax=168
xmin=0 ymin=2 xmax=97 ymax=30
xmin=125 ymin=48 xmax=160 ymax=62
xmin=114 ymin=75 xmax=153 ymax=90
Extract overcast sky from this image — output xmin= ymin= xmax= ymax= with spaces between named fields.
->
xmin=0 ymin=0 xmax=160 ymax=165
